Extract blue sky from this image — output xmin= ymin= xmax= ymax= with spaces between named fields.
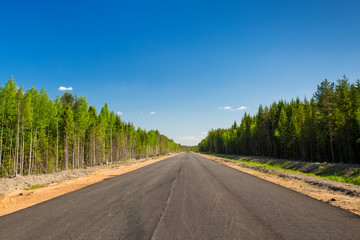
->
xmin=1 ymin=0 xmax=360 ymax=145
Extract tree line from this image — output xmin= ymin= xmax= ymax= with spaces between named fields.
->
xmin=0 ymin=77 xmax=185 ymax=177
xmin=198 ymin=76 xmax=360 ymax=164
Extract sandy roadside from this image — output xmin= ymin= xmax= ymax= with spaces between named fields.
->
xmin=0 ymin=153 xmax=179 ymax=217
xmin=196 ymin=152 xmax=360 ymax=216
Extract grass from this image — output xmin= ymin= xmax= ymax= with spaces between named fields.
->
xmin=23 ymin=183 xmax=49 ymax=190
xmin=351 ymin=169 xmax=360 ymax=175
xmin=68 ymin=177 xmax=79 ymax=180
xmin=227 ymin=157 xmax=360 ymax=186
xmin=22 ymin=176 xmax=80 ymax=191
xmin=324 ymin=175 xmax=360 ymax=185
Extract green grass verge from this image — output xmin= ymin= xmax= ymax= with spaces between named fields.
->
xmin=23 ymin=183 xmax=49 ymax=190
xmin=227 ymin=158 xmax=360 ymax=186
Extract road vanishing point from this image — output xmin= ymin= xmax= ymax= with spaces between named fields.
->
xmin=0 ymin=153 xmax=359 ymax=239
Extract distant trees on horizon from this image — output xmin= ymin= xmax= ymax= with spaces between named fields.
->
xmin=0 ymin=77 xmax=185 ymax=177
xmin=198 ymin=76 xmax=360 ymax=164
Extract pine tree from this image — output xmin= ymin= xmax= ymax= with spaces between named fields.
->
xmin=314 ymin=79 xmax=335 ymax=162
xmin=336 ymin=76 xmax=352 ymax=162
xmin=19 ymin=90 xmax=32 ymax=174
xmin=275 ymin=107 xmax=288 ymax=158
xmin=99 ymin=103 xmax=110 ymax=164
xmin=61 ymin=104 xmax=74 ymax=170
xmin=0 ymin=77 xmax=17 ymax=176
xmin=87 ymin=106 xmax=98 ymax=166
xmin=14 ymin=87 xmax=24 ymax=175
xmin=73 ymin=96 xmax=89 ymax=168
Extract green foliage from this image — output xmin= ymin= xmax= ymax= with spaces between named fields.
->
xmin=24 ymin=183 xmax=49 ymax=190
xmin=0 ymin=77 xmax=187 ymax=177
xmin=237 ymin=158 xmax=360 ymax=185
xmin=199 ymin=76 xmax=360 ymax=164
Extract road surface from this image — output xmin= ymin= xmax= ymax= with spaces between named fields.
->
xmin=0 ymin=153 xmax=359 ymax=239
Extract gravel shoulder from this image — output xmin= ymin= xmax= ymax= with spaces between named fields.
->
xmin=0 ymin=153 xmax=179 ymax=216
xmin=196 ymin=152 xmax=360 ymax=216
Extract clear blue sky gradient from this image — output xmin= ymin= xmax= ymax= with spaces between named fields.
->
xmin=1 ymin=0 xmax=360 ymax=145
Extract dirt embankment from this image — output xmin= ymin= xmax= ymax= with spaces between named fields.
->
xmin=0 ymin=153 xmax=179 ymax=216
xmin=196 ymin=153 xmax=360 ymax=216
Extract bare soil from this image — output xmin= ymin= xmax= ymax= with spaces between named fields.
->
xmin=196 ymin=153 xmax=360 ymax=216
xmin=0 ymin=154 xmax=179 ymax=216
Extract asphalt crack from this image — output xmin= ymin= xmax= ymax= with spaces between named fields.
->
xmin=150 ymin=159 xmax=184 ymax=240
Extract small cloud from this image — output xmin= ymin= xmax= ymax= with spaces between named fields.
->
xmin=236 ymin=106 xmax=248 ymax=111
xmin=150 ymin=112 xmax=156 ymax=115
xmin=220 ymin=106 xmax=233 ymax=111
xmin=200 ymin=132 xmax=207 ymax=135
xmin=58 ymin=86 xmax=73 ymax=91
xmin=179 ymin=136 xmax=197 ymax=141
xmin=117 ymin=112 xmax=123 ymax=115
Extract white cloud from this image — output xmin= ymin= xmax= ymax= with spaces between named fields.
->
xmin=117 ymin=112 xmax=123 ymax=115
xmin=58 ymin=86 xmax=73 ymax=91
xmin=219 ymin=105 xmax=248 ymax=112
xmin=179 ymin=136 xmax=197 ymax=141
xmin=219 ymin=106 xmax=233 ymax=111
xmin=150 ymin=111 xmax=156 ymax=115
xmin=236 ymin=106 xmax=248 ymax=111
xmin=200 ymin=132 xmax=207 ymax=135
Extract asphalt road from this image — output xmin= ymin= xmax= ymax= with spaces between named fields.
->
xmin=0 ymin=153 xmax=359 ymax=239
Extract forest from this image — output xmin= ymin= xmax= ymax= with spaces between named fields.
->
xmin=0 ymin=77 xmax=185 ymax=177
xmin=198 ymin=76 xmax=360 ymax=164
